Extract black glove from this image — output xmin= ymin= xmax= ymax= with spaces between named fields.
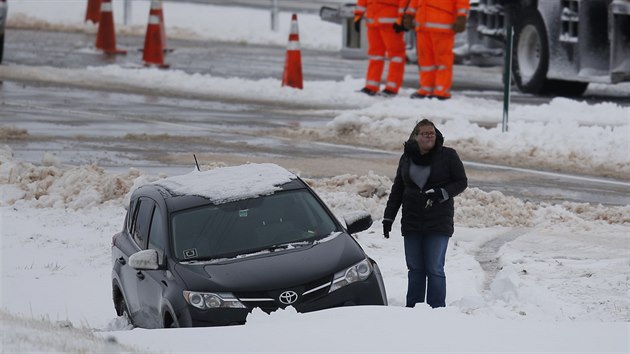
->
xmin=354 ymin=18 xmax=361 ymax=32
xmin=424 ymin=188 xmax=442 ymax=202
xmin=453 ymin=15 xmax=467 ymax=33
xmin=382 ymin=219 xmax=393 ymax=239
xmin=392 ymin=22 xmax=405 ymax=33
xmin=402 ymin=13 xmax=414 ymax=31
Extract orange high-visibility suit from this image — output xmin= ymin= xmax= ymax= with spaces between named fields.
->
xmin=355 ymin=0 xmax=409 ymax=94
xmin=409 ymin=0 xmax=469 ymax=99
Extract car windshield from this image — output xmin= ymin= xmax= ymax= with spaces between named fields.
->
xmin=171 ymin=189 xmax=339 ymax=261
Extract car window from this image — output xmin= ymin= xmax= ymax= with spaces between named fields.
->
xmin=133 ymin=198 xmax=155 ymax=249
xmin=148 ymin=206 xmax=166 ymax=259
xmin=171 ymin=189 xmax=339 ymax=261
xmin=126 ymin=198 xmax=138 ymax=234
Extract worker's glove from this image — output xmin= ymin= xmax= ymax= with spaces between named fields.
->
xmin=423 ymin=189 xmax=442 ymax=208
xmin=402 ymin=14 xmax=414 ymax=31
xmin=393 ymin=22 xmax=405 ymax=33
xmin=382 ymin=219 xmax=393 ymax=239
xmin=393 ymin=14 xmax=413 ymax=33
xmin=453 ymin=15 xmax=467 ymax=33
xmin=354 ymin=14 xmax=363 ymax=32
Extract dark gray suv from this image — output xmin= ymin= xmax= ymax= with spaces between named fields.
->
xmin=112 ymin=163 xmax=387 ymax=328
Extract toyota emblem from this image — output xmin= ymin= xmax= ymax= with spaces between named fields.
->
xmin=278 ymin=290 xmax=298 ymax=305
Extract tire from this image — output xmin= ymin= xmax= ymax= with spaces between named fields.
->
xmin=512 ymin=10 xmax=590 ymax=96
xmin=164 ymin=312 xmax=178 ymax=328
xmin=116 ymin=296 xmax=134 ymax=327
xmin=545 ymin=79 xmax=589 ymax=97
xmin=512 ymin=9 xmax=549 ymax=94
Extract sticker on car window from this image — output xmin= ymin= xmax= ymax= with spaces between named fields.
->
xmin=183 ymin=248 xmax=198 ymax=259
xmin=239 ymin=209 xmax=248 ymax=217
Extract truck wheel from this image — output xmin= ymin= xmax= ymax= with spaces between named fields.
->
xmin=546 ymin=79 xmax=589 ymax=96
xmin=512 ymin=9 xmax=549 ymax=94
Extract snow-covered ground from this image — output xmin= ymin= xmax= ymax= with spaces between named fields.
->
xmin=1 ymin=1 xmax=629 ymax=353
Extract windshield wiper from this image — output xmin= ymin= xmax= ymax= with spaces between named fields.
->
xmin=264 ymin=243 xmax=291 ymax=252
xmin=264 ymin=240 xmax=315 ymax=252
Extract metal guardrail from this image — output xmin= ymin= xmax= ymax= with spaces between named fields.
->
xmin=168 ymin=0 xmax=347 ymax=14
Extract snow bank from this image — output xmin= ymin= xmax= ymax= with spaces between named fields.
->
xmin=0 ymin=146 xmax=141 ymax=209
xmin=0 ymin=310 xmax=140 ymax=353
xmin=325 ymin=100 xmax=630 ymax=179
xmin=2 ymin=145 xmax=627 ymax=227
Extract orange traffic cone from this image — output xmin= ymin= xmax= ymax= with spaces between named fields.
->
xmin=143 ymin=0 xmax=169 ymax=67
xmin=281 ymin=14 xmax=303 ymax=89
xmin=85 ymin=0 xmax=102 ymax=24
xmin=156 ymin=1 xmax=173 ymax=52
xmin=95 ymin=0 xmax=126 ymax=54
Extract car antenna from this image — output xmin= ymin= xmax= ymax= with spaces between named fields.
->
xmin=193 ymin=154 xmax=201 ymax=171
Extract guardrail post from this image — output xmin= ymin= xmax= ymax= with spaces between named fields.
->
xmin=271 ymin=0 xmax=279 ymax=31
xmin=123 ymin=0 xmax=132 ymax=25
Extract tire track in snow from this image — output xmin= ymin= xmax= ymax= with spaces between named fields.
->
xmin=475 ymin=228 xmax=530 ymax=290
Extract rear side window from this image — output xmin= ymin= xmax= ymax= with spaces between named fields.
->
xmin=125 ymin=198 xmax=138 ymax=233
xmin=133 ymin=198 xmax=155 ymax=249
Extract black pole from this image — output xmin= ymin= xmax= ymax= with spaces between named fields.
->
xmin=193 ymin=154 xmax=200 ymax=171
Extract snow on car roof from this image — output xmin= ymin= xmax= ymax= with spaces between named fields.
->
xmin=153 ymin=163 xmax=297 ymax=204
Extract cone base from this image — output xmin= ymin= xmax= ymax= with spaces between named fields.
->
xmin=144 ymin=62 xmax=170 ymax=69
xmin=100 ymin=49 xmax=128 ymax=55
xmin=139 ymin=48 xmax=175 ymax=54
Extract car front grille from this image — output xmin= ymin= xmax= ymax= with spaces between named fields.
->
xmin=234 ymin=275 xmax=332 ymax=311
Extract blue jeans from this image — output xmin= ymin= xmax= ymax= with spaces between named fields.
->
xmin=403 ymin=232 xmax=449 ymax=308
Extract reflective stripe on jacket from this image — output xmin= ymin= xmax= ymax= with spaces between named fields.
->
xmin=355 ymin=0 xmax=411 ymax=25
xmin=409 ymin=0 xmax=470 ymax=32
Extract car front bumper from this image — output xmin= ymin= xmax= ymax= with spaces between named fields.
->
xmin=176 ymin=269 xmax=387 ymax=327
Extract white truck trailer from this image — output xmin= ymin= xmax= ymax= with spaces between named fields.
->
xmin=471 ymin=0 xmax=630 ymax=95
xmin=321 ymin=0 xmax=630 ymax=96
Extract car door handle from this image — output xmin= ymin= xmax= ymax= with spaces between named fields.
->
xmin=136 ymin=271 xmax=145 ymax=280
xmin=117 ymin=257 xmax=126 ymax=265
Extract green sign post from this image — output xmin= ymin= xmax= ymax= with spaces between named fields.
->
xmin=502 ymin=24 xmax=514 ymax=133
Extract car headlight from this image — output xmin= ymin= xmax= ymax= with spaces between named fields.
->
xmin=329 ymin=259 xmax=373 ymax=293
xmin=183 ymin=291 xmax=246 ymax=309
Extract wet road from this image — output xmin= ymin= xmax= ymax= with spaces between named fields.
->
xmin=1 ymin=81 xmax=628 ymax=206
xmin=4 ymin=29 xmax=629 ymax=106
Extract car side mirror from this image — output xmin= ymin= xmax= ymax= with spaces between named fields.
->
xmin=343 ymin=211 xmax=373 ymax=234
xmin=129 ymin=249 xmax=162 ymax=270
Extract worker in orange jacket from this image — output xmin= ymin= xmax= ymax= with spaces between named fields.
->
xmin=408 ymin=0 xmax=469 ymax=100
xmin=354 ymin=0 xmax=410 ymax=96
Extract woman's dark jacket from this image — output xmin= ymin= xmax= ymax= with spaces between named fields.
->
xmin=384 ymin=129 xmax=467 ymax=237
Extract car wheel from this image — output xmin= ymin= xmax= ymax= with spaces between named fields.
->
xmin=512 ymin=9 xmax=549 ymax=94
xmin=164 ymin=312 xmax=178 ymax=328
xmin=117 ymin=297 xmax=134 ymax=327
